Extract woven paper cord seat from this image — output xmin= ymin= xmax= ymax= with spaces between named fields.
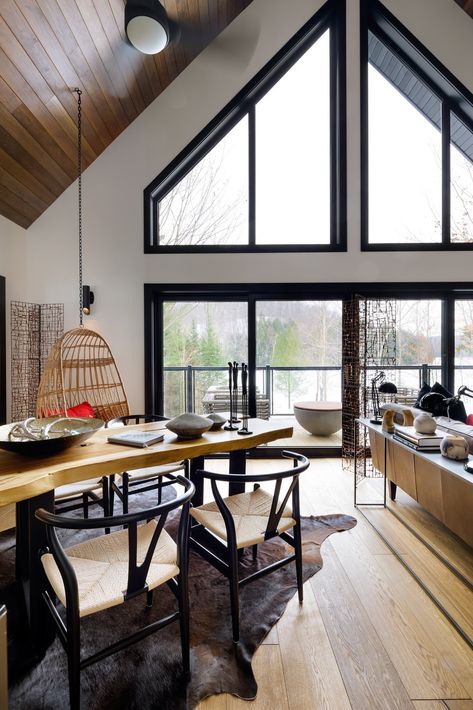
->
xmin=42 ymin=522 xmax=179 ymax=617
xmin=54 ymin=479 xmax=104 ymax=500
xmin=190 ymin=487 xmax=296 ymax=549
xmin=118 ymin=462 xmax=186 ymax=483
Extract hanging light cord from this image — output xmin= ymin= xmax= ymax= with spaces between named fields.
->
xmin=74 ymin=88 xmax=84 ymax=326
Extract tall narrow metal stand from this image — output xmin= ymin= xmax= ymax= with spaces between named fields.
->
xmin=238 ymin=363 xmax=252 ymax=435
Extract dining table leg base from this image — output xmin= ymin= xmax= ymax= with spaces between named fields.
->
xmin=16 ymin=491 xmax=56 ymax=655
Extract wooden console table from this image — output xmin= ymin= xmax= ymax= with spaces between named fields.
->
xmin=360 ymin=418 xmax=473 ymax=548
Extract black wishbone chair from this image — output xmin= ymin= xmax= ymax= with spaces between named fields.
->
xmin=54 ymin=476 xmax=110 ymax=519
xmin=35 ymin=475 xmax=195 ymax=710
xmin=105 ymin=415 xmax=188 ymax=513
xmin=190 ymin=450 xmax=309 ymax=643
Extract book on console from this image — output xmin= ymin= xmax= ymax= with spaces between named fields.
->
xmin=394 ymin=425 xmax=442 ymax=447
xmin=392 ymin=434 xmax=440 ymax=452
xmin=107 ymin=431 xmax=165 ymax=448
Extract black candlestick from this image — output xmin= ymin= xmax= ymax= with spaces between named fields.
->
xmin=231 ymin=361 xmax=241 ymax=423
xmin=224 ymin=361 xmax=237 ymax=430
xmin=238 ymin=362 xmax=252 ymax=435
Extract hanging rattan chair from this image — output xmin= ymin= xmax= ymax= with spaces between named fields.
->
xmin=36 ymin=327 xmax=129 ymax=422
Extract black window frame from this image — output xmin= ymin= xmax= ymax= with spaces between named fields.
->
xmin=144 ymin=280 xmax=473 ymax=456
xmin=361 ymin=0 xmax=473 ymax=252
xmin=144 ymin=0 xmax=347 ymax=254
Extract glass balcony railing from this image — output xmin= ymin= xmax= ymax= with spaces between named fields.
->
xmin=162 ymin=363 xmax=467 ymax=419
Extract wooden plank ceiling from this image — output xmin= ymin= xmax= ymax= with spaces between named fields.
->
xmin=454 ymin=0 xmax=473 ymax=18
xmin=0 ymin=0 xmax=253 ymax=228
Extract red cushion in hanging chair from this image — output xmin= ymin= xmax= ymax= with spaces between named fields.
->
xmin=66 ymin=401 xmax=95 ymax=418
xmin=45 ymin=401 xmax=95 ymax=418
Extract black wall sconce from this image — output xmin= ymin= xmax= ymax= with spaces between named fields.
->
xmin=82 ymin=285 xmax=94 ymax=316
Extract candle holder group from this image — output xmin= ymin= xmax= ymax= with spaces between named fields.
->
xmin=223 ymin=361 xmax=252 ymax=435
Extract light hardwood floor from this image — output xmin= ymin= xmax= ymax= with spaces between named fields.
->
xmin=197 ymin=458 xmax=473 ymax=710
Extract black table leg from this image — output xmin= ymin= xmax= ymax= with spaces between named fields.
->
xmin=229 ymin=450 xmax=246 ymax=495
xmin=16 ymin=491 xmax=56 ymax=656
xmin=189 ymin=456 xmax=205 ymax=508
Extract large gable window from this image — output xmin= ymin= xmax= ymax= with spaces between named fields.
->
xmin=362 ymin=0 xmax=473 ymax=250
xmin=144 ymin=0 xmax=345 ymax=253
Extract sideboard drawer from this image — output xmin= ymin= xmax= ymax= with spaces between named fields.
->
xmin=414 ymin=458 xmax=444 ymax=523
xmin=441 ymin=471 xmax=473 ymax=548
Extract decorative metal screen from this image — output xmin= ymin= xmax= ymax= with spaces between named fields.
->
xmin=11 ymin=302 xmax=64 ymax=421
xmin=342 ymin=297 xmax=397 ymax=480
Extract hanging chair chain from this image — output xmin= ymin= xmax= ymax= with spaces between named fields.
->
xmin=74 ymin=88 xmax=84 ymax=326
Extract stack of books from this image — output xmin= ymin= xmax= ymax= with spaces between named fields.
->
xmin=393 ymin=425 xmax=442 ymax=452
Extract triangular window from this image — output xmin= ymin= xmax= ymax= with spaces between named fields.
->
xmin=145 ymin=0 xmax=345 ymax=252
xmin=363 ymin=0 xmax=473 ymax=249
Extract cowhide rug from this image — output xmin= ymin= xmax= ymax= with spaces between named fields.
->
xmin=1 ymin=498 xmax=356 ymax=710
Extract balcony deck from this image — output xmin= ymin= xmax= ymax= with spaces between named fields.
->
xmin=262 ymin=416 xmax=342 ymax=448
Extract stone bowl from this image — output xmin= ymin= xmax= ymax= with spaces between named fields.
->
xmin=206 ymin=413 xmax=227 ymax=430
xmin=0 ymin=417 xmax=104 ymax=457
xmin=166 ymin=413 xmax=213 ymax=440
xmin=293 ymin=401 xmax=342 ymax=436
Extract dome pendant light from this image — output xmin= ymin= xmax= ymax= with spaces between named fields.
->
xmin=125 ymin=0 xmax=170 ymax=55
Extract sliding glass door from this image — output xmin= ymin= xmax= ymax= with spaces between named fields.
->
xmin=256 ymin=300 xmax=342 ymax=447
xmin=387 ymin=299 xmax=442 ymax=390
xmin=455 ymin=300 xmax=473 ymax=415
xmin=162 ymin=300 xmax=248 ymax=418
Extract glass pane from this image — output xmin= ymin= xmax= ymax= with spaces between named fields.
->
xmin=368 ymin=42 xmax=442 ymax=244
xmin=451 ymin=115 xmax=473 ymax=244
xmin=163 ymin=301 xmax=248 ymax=417
xmin=255 ymin=30 xmax=330 ymax=245
xmin=455 ymin=300 xmax=473 ymax=415
xmin=372 ymin=300 xmax=442 ymax=394
xmin=256 ymin=300 xmax=342 ymax=424
xmin=158 ymin=118 xmax=248 ymax=246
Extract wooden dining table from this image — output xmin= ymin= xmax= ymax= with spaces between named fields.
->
xmin=0 ymin=417 xmax=293 ymax=657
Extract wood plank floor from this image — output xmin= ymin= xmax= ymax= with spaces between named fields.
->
xmin=197 ymin=459 xmax=473 ymax=710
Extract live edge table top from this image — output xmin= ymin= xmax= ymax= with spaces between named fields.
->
xmin=0 ymin=419 xmax=293 ymax=507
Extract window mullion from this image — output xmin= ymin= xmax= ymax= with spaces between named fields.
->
xmin=249 ymin=107 xmax=256 ymax=246
xmin=442 ymin=103 xmax=451 ymax=246
xmin=247 ymin=296 xmax=257 ymax=416
xmin=442 ymin=296 xmax=455 ymax=390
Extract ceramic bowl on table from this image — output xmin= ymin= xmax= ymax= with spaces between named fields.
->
xmin=166 ymin=413 xmax=213 ymax=440
xmin=0 ymin=417 xmax=104 ymax=456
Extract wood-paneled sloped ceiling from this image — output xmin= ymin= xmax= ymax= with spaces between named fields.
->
xmin=0 ymin=0 xmax=253 ymax=228
xmin=454 ymin=0 xmax=473 ymax=19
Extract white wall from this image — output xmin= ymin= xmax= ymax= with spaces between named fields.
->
xmin=8 ymin=0 xmax=473 ymax=414
xmin=0 ymin=215 xmax=27 ymax=418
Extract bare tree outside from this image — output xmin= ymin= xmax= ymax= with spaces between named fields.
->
xmin=158 ymin=118 xmax=248 ymax=246
xmin=451 ymin=141 xmax=473 ymax=243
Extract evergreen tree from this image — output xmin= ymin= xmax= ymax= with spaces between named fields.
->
xmin=272 ymin=321 xmax=302 ymax=408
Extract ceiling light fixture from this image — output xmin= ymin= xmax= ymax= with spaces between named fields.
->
xmin=125 ymin=0 xmax=170 ymax=55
